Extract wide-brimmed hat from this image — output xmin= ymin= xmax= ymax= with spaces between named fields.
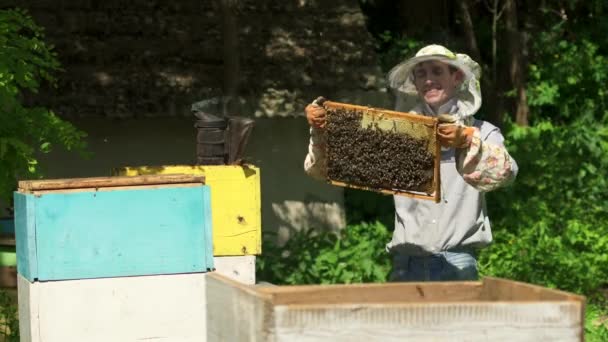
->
xmin=388 ymin=44 xmax=482 ymax=120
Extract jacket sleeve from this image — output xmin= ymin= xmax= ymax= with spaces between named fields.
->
xmin=303 ymin=127 xmax=328 ymax=180
xmin=455 ymin=126 xmax=518 ymax=192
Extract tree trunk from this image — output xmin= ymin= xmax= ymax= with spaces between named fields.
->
xmin=489 ymin=0 xmax=507 ymax=126
xmin=220 ymin=0 xmax=240 ymax=115
xmin=505 ymin=0 xmax=529 ymax=126
xmin=457 ymin=0 xmax=505 ymax=126
xmin=456 ymin=0 xmax=481 ymax=62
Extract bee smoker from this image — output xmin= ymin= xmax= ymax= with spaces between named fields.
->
xmin=192 ymin=98 xmax=254 ymax=165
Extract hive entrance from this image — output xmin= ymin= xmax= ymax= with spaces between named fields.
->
xmin=324 ymin=101 xmax=440 ymax=202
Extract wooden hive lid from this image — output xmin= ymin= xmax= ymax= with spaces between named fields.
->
xmin=18 ymin=174 xmax=206 ymax=192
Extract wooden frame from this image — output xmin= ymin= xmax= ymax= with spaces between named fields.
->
xmin=323 ymin=101 xmax=441 ymax=203
xmin=207 ymin=273 xmax=585 ymax=341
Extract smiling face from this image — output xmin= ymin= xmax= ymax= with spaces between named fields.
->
xmin=413 ymin=61 xmax=463 ymax=111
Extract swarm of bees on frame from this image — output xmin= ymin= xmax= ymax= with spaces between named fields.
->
xmin=325 ymin=107 xmax=434 ymax=192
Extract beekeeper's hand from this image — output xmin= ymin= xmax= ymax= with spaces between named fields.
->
xmin=305 ymin=97 xmax=327 ymax=129
xmin=438 ymin=124 xmax=475 ymax=149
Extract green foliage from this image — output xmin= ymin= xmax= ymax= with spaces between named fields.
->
xmin=586 ymin=303 xmax=608 ymax=342
xmin=479 ymin=119 xmax=608 ymax=295
xmin=0 ymin=8 xmax=87 ymax=202
xmin=0 ymin=290 xmax=18 ymax=341
xmin=374 ymin=31 xmax=423 ymax=72
xmin=478 ymin=22 xmax=608 ymax=297
xmin=257 ymin=221 xmax=392 ymax=285
xmin=526 ymin=32 xmax=608 ymax=124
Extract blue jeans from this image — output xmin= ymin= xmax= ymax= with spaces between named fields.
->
xmin=389 ymin=251 xmax=478 ymax=282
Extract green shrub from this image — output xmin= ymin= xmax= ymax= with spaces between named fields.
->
xmin=257 ymin=221 xmax=392 ymax=285
xmin=480 ymin=119 xmax=608 ymax=295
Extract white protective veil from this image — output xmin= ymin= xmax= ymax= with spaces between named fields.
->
xmin=387 ymin=44 xmax=482 ymax=124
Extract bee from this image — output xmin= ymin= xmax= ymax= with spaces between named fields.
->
xmin=326 ymin=107 xmax=434 ymax=192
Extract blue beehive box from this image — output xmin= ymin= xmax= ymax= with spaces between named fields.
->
xmin=0 ymin=218 xmax=14 ymax=235
xmin=14 ymin=175 xmax=214 ymax=282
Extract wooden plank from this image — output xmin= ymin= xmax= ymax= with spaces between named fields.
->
xmin=272 ymin=302 xmax=583 ymax=341
xmin=18 ymin=273 xmax=38 ymax=342
xmin=202 ymin=185 xmax=214 ymax=271
xmin=480 ymin=277 xmax=586 ymax=342
xmin=324 ymin=101 xmax=437 ymax=125
xmin=258 ymin=281 xmax=483 ymax=305
xmin=433 ymin=129 xmax=442 ymax=202
xmin=27 ymin=182 xmax=203 ymax=196
xmin=329 ymin=180 xmax=436 ymax=201
xmin=19 ymin=273 xmax=208 ymax=342
xmin=18 ymin=174 xmax=205 ymax=192
xmin=480 ymin=277 xmax=586 ymax=302
xmin=14 ymin=193 xmax=37 ymax=282
xmin=206 ymin=272 xmax=272 ymax=342
xmin=16 ymin=185 xmax=213 ymax=282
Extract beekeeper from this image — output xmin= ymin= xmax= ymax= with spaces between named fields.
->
xmin=303 ymin=44 xmax=518 ymax=281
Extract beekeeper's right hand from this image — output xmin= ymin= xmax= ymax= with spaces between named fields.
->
xmin=305 ymin=103 xmax=327 ymax=129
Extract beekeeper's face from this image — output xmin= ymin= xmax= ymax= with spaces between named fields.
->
xmin=413 ymin=61 xmax=463 ymax=111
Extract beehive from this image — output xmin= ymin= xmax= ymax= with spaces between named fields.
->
xmin=14 ymin=175 xmax=214 ymax=281
xmin=323 ymin=101 xmax=440 ymax=202
xmin=115 ymin=165 xmax=261 ymax=256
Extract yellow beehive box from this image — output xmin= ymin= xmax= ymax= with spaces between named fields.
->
xmin=114 ymin=165 xmax=261 ymax=256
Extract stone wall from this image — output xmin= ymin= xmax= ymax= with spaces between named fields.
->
xmin=4 ymin=0 xmax=388 ymax=119
xmin=1 ymin=0 xmax=390 ymax=238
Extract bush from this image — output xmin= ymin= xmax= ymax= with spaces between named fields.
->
xmin=480 ymin=119 xmax=608 ymax=295
xmin=257 ymin=221 xmax=392 ymax=285
xmin=479 ymin=35 xmax=608 ymax=296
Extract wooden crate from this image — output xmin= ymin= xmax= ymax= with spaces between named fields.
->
xmin=207 ymin=273 xmax=585 ymax=341
xmin=18 ymin=273 xmax=209 ymax=342
xmin=323 ymin=101 xmax=440 ymax=202
xmin=14 ymin=175 xmax=214 ymax=281
xmin=115 ymin=165 xmax=261 ymax=256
